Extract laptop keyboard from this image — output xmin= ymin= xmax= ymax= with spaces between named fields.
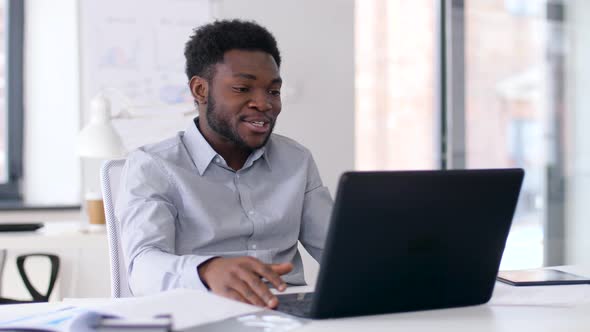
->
xmin=275 ymin=292 xmax=314 ymax=317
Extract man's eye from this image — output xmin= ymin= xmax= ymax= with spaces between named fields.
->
xmin=269 ymin=89 xmax=281 ymax=96
xmin=232 ymin=87 xmax=249 ymax=93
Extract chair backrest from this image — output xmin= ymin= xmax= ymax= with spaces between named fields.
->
xmin=100 ymin=159 xmax=133 ymax=298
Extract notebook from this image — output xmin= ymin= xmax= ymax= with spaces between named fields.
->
xmin=497 ymin=268 xmax=590 ymax=286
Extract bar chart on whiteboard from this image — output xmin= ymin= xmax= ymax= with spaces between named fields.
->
xmin=79 ymin=0 xmax=211 ymax=149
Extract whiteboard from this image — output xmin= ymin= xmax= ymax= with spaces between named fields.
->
xmin=79 ymin=0 xmax=211 ymax=150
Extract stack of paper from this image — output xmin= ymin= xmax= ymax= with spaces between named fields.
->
xmin=85 ymin=289 xmax=261 ymax=330
xmin=0 ymin=289 xmax=263 ymax=332
xmin=0 ymin=306 xmax=100 ymax=332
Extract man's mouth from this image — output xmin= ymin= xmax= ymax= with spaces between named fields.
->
xmin=242 ymin=119 xmax=272 ymax=134
xmin=250 ymin=121 xmax=266 ymax=127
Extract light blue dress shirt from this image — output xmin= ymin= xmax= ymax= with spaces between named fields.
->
xmin=116 ymin=118 xmax=333 ymax=296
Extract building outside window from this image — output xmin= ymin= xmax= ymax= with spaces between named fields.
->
xmin=355 ymin=0 xmax=587 ymax=269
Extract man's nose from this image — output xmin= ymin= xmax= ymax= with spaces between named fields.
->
xmin=249 ymin=90 xmax=272 ymax=111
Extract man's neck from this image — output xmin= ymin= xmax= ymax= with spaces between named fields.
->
xmin=215 ymin=143 xmax=250 ymax=171
xmin=196 ymin=118 xmax=251 ymax=171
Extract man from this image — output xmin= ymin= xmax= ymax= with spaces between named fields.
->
xmin=116 ymin=19 xmax=332 ymax=309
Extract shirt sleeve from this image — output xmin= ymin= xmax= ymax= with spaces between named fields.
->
xmin=116 ymin=150 xmax=214 ymax=296
xmin=298 ymin=152 xmax=333 ymax=264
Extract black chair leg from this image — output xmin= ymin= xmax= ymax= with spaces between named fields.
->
xmin=16 ymin=253 xmax=60 ymax=302
xmin=0 ymin=253 xmax=60 ymax=304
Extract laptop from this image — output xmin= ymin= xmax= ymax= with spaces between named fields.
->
xmin=276 ymin=168 xmax=524 ymax=319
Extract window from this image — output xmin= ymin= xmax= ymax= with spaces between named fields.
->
xmin=355 ymin=0 xmax=438 ymax=171
xmin=356 ymin=0 xmax=588 ymax=269
xmin=463 ymin=0 xmax=550 ymax=269
xmin=0 ymin=0 xmax=24 ymax=202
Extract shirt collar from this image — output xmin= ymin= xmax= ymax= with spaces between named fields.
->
xmin=182 ymin=117 xmax=272 ymax=175
xmin=246 ymin=145 xmax=272 ymax=171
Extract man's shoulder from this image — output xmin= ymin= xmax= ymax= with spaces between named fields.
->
xmin=125 ymin=132 xmax=186 ymax=168
xmin=119 ymin=135 xmax=183 ymax=197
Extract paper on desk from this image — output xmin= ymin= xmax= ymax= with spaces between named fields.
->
xmin=1 ymin=290 xmax=261 ymax=331
xmin=489 ymin=282 xmax=590 ymax=307
xmin=82 ymin=289 xmax=262 ymax=330
xmin=0 ymin=305 xmax=101 ymax=332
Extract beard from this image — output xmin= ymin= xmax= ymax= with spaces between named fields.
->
xmin=206 ymin=93 xmax=275 ymax=150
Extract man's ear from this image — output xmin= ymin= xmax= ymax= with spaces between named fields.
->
xmin=189 ymin=76 xmax=209 ymax=105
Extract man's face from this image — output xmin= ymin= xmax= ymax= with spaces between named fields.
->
xmin=203 ymin=50 xmax=282 ymax=150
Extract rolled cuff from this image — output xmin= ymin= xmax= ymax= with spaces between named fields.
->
xmin=129 ymin=250 xmax=218 ymax=295
xmin=181 ymin=255 xmax=218 ymax=291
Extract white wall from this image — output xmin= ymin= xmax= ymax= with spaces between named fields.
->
xmin=215 ymin=0 xmax=355 ymax=194
xmin=565 ymin=0 xmax=590 ymax=265
xmin=23 ymin=0 xmax=80 ymax=206
xmin=19 ymin=0 xmax=355 ymax=205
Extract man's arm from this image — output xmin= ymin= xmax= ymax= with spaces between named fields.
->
xmin=117 ymin=150 xmax=215 ymax=295
xmin=299 ymin=153 xmax=333 ymax=264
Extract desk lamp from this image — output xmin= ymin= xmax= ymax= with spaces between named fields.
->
xmin=78 ymin=94 xmax=126 ymax=229
xmin=78 ymin=94 xmax=126 ymax=159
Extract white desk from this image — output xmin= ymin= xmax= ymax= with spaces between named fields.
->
xmin=0 ymin=221 xmax=107 ymax=249
xmin=297 ymin=265 xmax=590 ymax=332
xmin=1 ymin=266 xmax=589 ymax=332
xmin=299 ymin=303 xmax=590 ymax=332
xmin=0 ymin=221 xmax=110 ymax=300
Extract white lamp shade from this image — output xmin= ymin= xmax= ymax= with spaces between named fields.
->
xmin=78 ymin=95 xmax=126 ymax=159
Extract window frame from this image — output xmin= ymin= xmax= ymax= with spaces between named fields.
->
xmin=0 ymin=0 xmax=24 ymax=202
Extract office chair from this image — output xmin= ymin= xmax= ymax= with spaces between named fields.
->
xmin=100 ymin=159 xmax=133 ymax=298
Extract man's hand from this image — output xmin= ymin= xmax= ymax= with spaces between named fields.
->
xmin=198 ymin=256 xmax=293 ymax=308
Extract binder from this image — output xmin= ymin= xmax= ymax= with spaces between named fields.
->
xmin=94 ymin=314 xmax=173 ymax=332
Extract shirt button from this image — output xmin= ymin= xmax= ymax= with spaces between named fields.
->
xmin=251 ymin=244 xmax=257 ymax=250
xmin=248 ymin=210 xmax=254 ymax=215
xmin=236 ymin=174 xmax=240 ymax=179
xmin=215 ymin=157 xmax=221 ymax=163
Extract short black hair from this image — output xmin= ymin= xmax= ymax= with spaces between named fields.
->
xmin=184 ymin=19 xmax=281 ymax=81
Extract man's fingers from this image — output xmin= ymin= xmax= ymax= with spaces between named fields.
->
xmin=230 ymin=278 xmax=267 ymax=307
xmin=204 ymin=257 xmax=295 ymax=307
xmin=251 ymin=262 xmax=287 ymax=292
xmin=270 ymin=263 xmax=293 ymax=275
xmin=224 ymin=288 xmax=248 ymax=304
xmin=240 ymin=270 xmax=278 ymax=308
